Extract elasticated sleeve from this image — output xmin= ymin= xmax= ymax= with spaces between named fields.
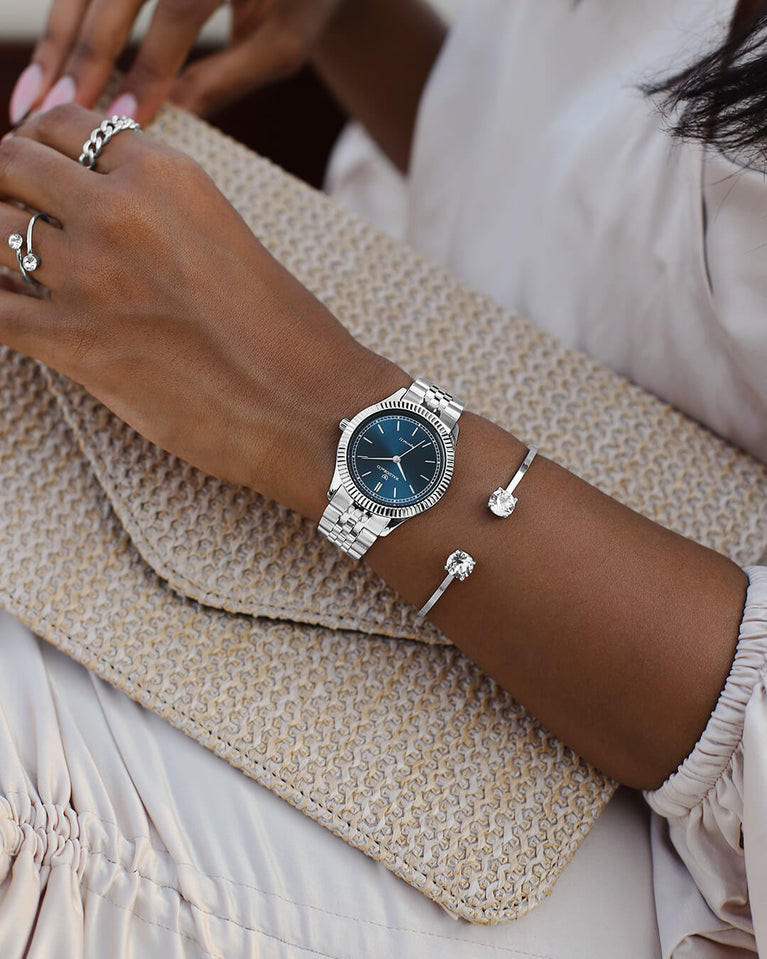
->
xmin=646 ymin=565 xmax=767 ymax=955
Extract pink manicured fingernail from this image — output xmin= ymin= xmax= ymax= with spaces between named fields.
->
xmin=9 ymin=63 xmax=43 ymax=125
xmin=40 ymin=75 xmax=76 ymax=113
xmin=106 ymin=92 xmax=138 ymax=119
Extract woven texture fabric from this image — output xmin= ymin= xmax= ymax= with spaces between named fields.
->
xmin=1 ymin=104 xmax=766 ymax=922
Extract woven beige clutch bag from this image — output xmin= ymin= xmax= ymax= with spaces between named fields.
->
xmin=1 ymin=104 xmax=766 ymax=924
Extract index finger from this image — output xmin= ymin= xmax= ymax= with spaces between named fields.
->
xmin=46 ymin=0 xmax=145 ymax=113
xmin=107 ymin=0 xmax=223 ymax=123
xmin=14 ymin=103 xmax=144 ymax=175
xmin=10 ymin=0 xmax=89 ymax=124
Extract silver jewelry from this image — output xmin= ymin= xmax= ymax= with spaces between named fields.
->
xmin=417 ymin=549 xmax=476 ymax=618
xmin=319 ymin=378 xmax=463 ymax=560
xmin=487 ymin=445 xmax=538 ymax=518
xmin=78 ymin=115 xmax=142 ymax=171
xmin=7 ymin=212 xmax=52 ymax=284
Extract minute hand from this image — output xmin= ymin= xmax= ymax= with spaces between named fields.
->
xmin=399 ymin=440 xmax=428 ymax=458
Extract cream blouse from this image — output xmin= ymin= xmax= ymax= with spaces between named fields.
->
xmin=331 ymin=0 xmax=767 ymax=953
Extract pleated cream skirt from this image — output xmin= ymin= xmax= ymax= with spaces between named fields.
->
xmin=0 ymin=608 xmax=661 ymax=958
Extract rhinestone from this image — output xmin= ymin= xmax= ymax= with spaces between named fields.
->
xmin=8 ymin=233 xmax=23 ymax=252
xmin=445 ymin=549 xmax=475 ymax=581
xmin=22 ymin=253 xmax=39 ymax=273
xmin=488 ymin=487 xmax=518 ymax=518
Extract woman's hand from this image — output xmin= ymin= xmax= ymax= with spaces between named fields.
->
xmin=9 ymin=0 xmax=347 ymax=127
xmin=0 ymin=103 xmax=403 ymax=516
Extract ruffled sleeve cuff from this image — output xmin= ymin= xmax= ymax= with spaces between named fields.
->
xmin=646 ymin=565 xmax=767 ymax=818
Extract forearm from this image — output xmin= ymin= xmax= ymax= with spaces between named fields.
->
xmin=3 ymin=90 xmax=743 ymax=791
xmin=302 ymin=361 xmax=749 ymax=791
xmin=311 ymin=0 xmax=447 ymax=172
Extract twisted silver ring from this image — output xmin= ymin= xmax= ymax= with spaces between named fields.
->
xmin=7 ymin=213 xmax=52 ymax=285
xmin=78 ymin=115 xmax=142 ymax=171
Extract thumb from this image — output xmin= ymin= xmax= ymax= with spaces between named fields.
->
xmin=169 ymin=29 xmax=305 ymax=117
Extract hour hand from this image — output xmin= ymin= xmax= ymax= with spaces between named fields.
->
xmin=396 ymin=461 xmax=407 ymax=481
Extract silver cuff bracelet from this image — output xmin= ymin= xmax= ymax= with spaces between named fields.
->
xmin=417 ymin=549 xmax=476 ymax=618
xmin=487 ymin=445 xmax=538 ymax=517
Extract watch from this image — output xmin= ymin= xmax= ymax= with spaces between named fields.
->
xmin=318 ymin=378 xmax=463 ymax=559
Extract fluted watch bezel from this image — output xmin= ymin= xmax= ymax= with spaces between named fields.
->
xmin=335 ymin=398 xmax=456 ymax=520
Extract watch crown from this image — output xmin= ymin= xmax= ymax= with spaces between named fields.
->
xmin=339 ymin=418 xmax=351 ymax=431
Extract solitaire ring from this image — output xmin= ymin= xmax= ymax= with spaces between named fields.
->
xmin=7 ymin=212 xmax=52 ymax=285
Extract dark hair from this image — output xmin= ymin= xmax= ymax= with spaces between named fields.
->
xmin=645 ymin=1 xmax=767 ymax=166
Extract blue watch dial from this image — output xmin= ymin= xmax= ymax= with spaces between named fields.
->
xmin=348 ymin=412 xmax=446 ymax=507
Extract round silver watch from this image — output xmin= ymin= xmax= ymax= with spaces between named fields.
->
xmin=318 ymin=378 xmax=463 ymax=559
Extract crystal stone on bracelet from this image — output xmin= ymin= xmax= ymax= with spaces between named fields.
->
xmin=445 ymin=549 xmax=476 ymax=581
xmin=488 ymin=487 xmax=518 ymax=518
xmin=8 ymin=234 xmax=23 ymax=252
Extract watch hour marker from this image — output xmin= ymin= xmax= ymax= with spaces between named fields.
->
xmin=363 ymin=436 xmax=373 ymax=444
xmin=425 ymin=460 xmax=436 ymax=464
xmin=420 ymin=475 xmax=430 ymax=482
xmin=397 ymin=419 xmax=400 ymax=431
xmin=362 ymin=471 xmax=372 ymax=477
xmin=375 ymin=482 xmax=383 ymax=492
xmin=393 ymin=487 xmax=397 ymax=498
xmin=409 ymin=484 xmax=415 ymax=495
xmin=377 ymin=424 xmax=385 ymax=434
xmin=411 ymin=426 xmax=419 ymax=437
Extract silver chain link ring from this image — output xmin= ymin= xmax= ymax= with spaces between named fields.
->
xmin=78 ymin=115 xmax=142 ymax=171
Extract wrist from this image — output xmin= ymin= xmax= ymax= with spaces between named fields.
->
xmin=284 ymin=348 xmax=411 ymax=523
xmin=362 ymin=411 xmax=527 ymax=605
